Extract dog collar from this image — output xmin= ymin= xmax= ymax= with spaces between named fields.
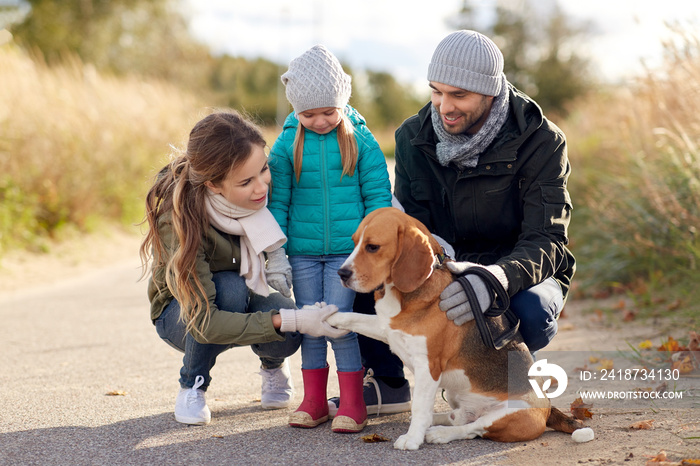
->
xmin=433 ymin=248 xmax=450 ymax=269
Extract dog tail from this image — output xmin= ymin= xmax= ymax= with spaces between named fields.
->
xmin=546 ymin=406 xmax=583 ymax=434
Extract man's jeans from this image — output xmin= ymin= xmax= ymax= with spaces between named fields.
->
xmin=155 ymin=271 xmax=301 ymax=390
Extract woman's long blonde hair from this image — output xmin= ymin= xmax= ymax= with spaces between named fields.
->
xmin=292 ymin=111 xmax=357 ymax=183
xmin=139 ymin=111 xmax=266 ymax=337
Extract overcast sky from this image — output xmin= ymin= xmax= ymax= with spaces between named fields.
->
xmin=182 ymin=0 xmax=699 ymax=88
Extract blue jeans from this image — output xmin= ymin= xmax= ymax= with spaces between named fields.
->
xmin=358 ymin=277 xmax=564 ymax=378
xmin=289 ymin=255 xmax=362 ymax=373
xmin=155 ymin=271 xmax=302 ymax=390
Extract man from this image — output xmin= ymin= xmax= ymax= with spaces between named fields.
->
xmin=330 ymin=30 xmax=575 ymax=416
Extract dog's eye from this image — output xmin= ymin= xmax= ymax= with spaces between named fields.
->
xmin=365 ymin=244 xmax=380 ymax=253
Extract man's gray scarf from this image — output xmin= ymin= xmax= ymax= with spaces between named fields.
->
xmin=431 ymin=74 xmax=510 ymax=169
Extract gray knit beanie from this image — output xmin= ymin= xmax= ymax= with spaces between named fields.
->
xmin=281 ymin=45 xmax=352 ymax=115
xmin=427 ymin=30 xmax=504 ymax=96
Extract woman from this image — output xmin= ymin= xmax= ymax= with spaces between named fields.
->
xmin=140 ymin=111 xmax=346 ymax=425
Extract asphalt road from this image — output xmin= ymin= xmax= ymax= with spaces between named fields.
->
xmin=0 ymin=247 xmax=522 ymax=466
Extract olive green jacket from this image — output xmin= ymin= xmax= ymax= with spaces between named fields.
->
xmin=394 ymin=84 xmax=575 ymax=300
xmin=147 ymin=212 xmax=284 ymax=345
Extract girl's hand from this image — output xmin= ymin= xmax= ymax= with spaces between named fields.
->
xmin=266 ymin=248 xmax=293 ymax=297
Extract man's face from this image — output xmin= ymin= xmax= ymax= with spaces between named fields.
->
xmin=429 ymin=82 xmax=494 ymax=135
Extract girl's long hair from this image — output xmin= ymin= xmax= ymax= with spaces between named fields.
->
xmin=292 ymin=110 xmax=357 ymax=183
xmin=140 ymin=111 xmax=265 ymax=337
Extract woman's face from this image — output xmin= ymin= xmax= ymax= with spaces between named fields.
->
xmin=205 ymin=144 xmax=271 ymax=210
xmin=297 ymin=107 xmax=343 ymax=134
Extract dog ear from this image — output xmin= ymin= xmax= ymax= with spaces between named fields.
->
xmin=391 ymin=224 xmax=434 ymax=293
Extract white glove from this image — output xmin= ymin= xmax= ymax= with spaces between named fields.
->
xmin=278 ymin=302 xmax=349 ymax=338
xmin=439 ymin=263 xmax=509 ymax=326
xmin=265 ymin=248 xmax=292 ymax=298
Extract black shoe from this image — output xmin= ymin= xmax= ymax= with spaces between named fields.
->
xmin=327 ymin=369 xmax=411 ymax=417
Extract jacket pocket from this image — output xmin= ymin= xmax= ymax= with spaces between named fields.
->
xmin=541 ymin=184 xmax=572 ymax=238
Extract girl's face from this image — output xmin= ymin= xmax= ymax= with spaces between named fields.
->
xmin=297 ymin=107 xmax=343 ymax=134
xmin=205 ymin=144 xmax=271 ymax=210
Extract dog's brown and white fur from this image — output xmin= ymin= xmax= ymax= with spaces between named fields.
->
xmin=327 ymin=207 xmax=581 ymax=450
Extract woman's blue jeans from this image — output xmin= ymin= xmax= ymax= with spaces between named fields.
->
xmin=154 ymin=271 xmax=302 ymax=390
xmin=289 ymin=255 xmax=362 ymax=373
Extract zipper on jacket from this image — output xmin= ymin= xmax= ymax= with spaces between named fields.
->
xmin=321 ymin=137 xmax=330 ymax=254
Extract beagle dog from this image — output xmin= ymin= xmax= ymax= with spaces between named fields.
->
xmin=326 ymin=207 xmax=581 ymax=451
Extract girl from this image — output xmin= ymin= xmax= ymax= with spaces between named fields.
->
xmin=268 ymin=45 xmax=392 ymax=433
xmin=140 ymin=111 xmax=347 ymax=425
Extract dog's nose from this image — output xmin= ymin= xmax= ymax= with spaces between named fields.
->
xmin=337 ymin=268 xmax=352 ymax=282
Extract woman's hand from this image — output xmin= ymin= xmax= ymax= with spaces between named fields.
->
xmin=278 ymin=302 xmax=349 ymax=338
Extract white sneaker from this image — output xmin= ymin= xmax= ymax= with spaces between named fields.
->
xmin=260 ymin=359 xmax=294 ymax=409
xmin=175 ymin=375 xmax=211 ymax=425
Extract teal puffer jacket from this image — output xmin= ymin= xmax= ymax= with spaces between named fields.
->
xmin=268 ymin=106 xmax=392 ymax=256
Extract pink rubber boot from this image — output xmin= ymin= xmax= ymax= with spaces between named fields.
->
xmin=289 ymin=366 xmax=329 ymax=428
xmin=331 ymin=369 xmax=368 ymax=433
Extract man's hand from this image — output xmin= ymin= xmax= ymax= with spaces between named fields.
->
xmin=265 ymin=248 xmax=292 ymax=298
xmin=439 ymin=263 xmax=509 ymax=325
xmin=278 ymin=302 xmax=349 ymax=338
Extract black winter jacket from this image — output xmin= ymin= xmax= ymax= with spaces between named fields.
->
xmin=394 ymin=84 xmax=575 ymax=300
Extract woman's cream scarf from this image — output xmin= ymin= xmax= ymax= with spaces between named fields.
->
xmin=205 ymin=191 xmax=286 ymax=296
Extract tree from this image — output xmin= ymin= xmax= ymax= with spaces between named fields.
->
xmin=208 ymin=55 xmax=282 ymax=125
xmin=450 ymin=0 xmax=594 ymax=117
xmin=11 ymin=0 xmax=212 ymax=87
xmin=349 ymin=70 xmax=425 ymax=130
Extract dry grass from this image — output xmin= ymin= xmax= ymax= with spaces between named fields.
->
xmin=562 ymin=26 xmax=700 ymax=322
xmin=0 ymin=46 xmax=203 ymax=251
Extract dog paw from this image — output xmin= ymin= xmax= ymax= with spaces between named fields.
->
xmin=425 ymin=426 xmax=452 ymax=444
xmin=393 ymin=434 xmax=422 ymax=450
xmin=325 ymin=312 xmax=347 ymax=327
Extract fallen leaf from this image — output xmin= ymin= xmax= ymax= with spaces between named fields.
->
xmin=361 ymin=433 xmax=390 ymax=443
xmin=597 ymin=358 xmax=614 ymax=370
xmin=630 ymin=419 xmax=654 ymax=430
xmin=681 ymin=459 xmax=700 ymax=465
xmin=639 ymin=340 xmax=654 ymax=350
xmin=212 ymin=435 xmax=224 ymax=438
xmin=672 ymin=356 xmax=695 ymax=374
xmin=665 ymin=298 xmax=683 ymax=311
xmin=570 ymin=397 xmax=594 ymax=420
xmin=591 ymin=309 xmax=604 ymax=323
xmin=658 ymin=336 xmax=687 ymax=353
xmin=647 ymin=450 xmax=667 ymax=463
xmin=689 ymin=331 xmax=700 ymax=352
xmin=105 ymin=390 xmax=127 ymax=396
xmin=622 ymin=309 xmax=637 ymax=321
